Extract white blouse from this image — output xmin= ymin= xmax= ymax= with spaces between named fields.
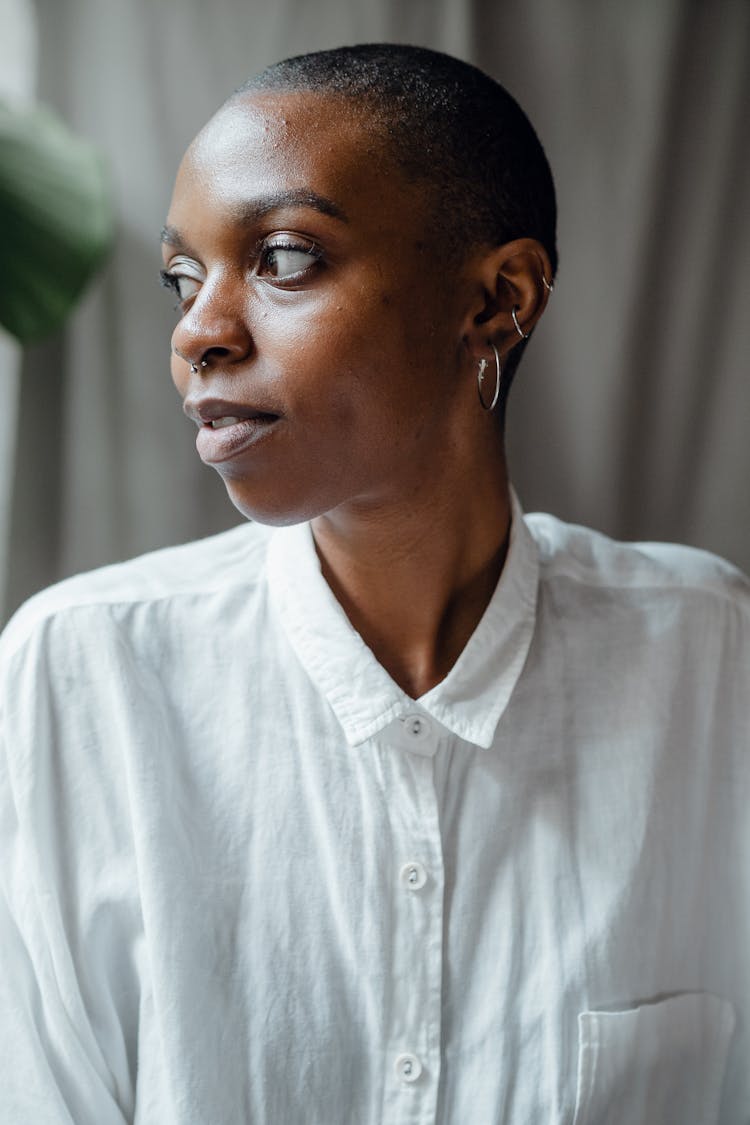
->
xmin=1 ymin=493 xmax=748 ymax=1124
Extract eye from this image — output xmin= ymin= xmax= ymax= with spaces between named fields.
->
xmin=258 ymin=238 xmax=321 ymax=281
xmin=159 ymin=264 xmax=202 ymax=309
xmin=159 ymin=259 xmax=202 ymax=317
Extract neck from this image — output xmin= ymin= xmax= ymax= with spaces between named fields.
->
xmin=311 ymin=454 xmax=512 ymax=699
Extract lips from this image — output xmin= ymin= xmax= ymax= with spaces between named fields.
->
xmin=183 ymin=396 xmax=279 ymax=426
xmin=183 ymin=397 xmax=281 ymax=465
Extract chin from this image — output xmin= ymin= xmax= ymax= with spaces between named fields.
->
xmin=223 ymin=480 xmax=333 ymax=528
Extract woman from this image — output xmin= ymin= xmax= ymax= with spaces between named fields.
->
xmin=1 ymin=44 xmax=748 ymax=1124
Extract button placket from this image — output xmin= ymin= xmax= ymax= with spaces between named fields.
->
xmin=383 ymin=711 xmax=443 ymax=1119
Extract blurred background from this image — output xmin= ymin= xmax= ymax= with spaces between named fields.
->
xmin=2 ymin=0 xmax=749 ymax=621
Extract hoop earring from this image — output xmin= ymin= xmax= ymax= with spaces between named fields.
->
xmin=477 ymin=342 xmax=502 ymax=412
xmin=511 ymin=307 xmax=529 ymax=340
xmin=542 ymin=274 xmax=554 ymax=292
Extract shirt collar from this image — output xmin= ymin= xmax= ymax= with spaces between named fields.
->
xmin=266 ymin=489 xmax=539 ymax=750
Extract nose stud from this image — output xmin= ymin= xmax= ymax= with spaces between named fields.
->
xmin=173 ymin=346 xmax=210 ymax=374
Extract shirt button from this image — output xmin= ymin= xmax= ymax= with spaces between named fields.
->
xmin=394 ymin=1053 xmax=423 ymax=1083
xmin=400 ymin=861 xmax=428 ymax=890
xmin=402 ymin=713 xmax=432 ymax=742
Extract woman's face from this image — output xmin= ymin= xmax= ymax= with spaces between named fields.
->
xmin=163 ymin=92 xmax=479 ymax=525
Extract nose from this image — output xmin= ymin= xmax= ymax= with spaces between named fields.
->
xmin=170 ymin=276 xmax=254 ymax=372
xmin=173 ymin=348 xmax=210 ymax=374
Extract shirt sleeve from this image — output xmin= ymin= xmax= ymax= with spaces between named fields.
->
xmin=0 ymin=608 xmax=138 ymax=1124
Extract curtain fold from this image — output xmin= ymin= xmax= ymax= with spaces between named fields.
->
xmin=8 ymin=0 xmax=749 ymax=618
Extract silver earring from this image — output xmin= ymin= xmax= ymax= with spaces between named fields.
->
xmin=477 ymin=342 xmax=502 ymax=411
xmin=511 ymin=307 xmax=529 ymax=340
xmin=542 ymin=274 xmax=554 ymax=292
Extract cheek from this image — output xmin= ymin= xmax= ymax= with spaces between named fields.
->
xmin=258 ymin=294 xmax=395 ymax=412
xmin=345 ymin=299 xmax=457 ymax=451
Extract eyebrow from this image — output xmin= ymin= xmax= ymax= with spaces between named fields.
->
xmin=160 ymin=189 xmax=348 ymax=248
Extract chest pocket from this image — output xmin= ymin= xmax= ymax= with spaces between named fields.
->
xmin=572 ymin=991 xmax=735 ymax=1124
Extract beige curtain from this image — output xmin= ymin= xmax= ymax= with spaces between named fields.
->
xmin=7 ymin=0 xmax=749 ymax=618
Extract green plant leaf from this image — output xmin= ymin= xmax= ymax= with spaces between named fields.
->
xmin=0 ymin=100 xmax=114 ymax=344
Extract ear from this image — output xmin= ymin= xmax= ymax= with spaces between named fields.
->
xmin=461 ymin=238 xmax=553 ymax=361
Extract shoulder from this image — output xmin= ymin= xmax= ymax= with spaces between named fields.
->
xmin=524 ymin=511 xmax=750 ymax=661
xmin=525 ymin=511 xmax=750 ymax=608
xmin=1 ymin=521 xmax=272 ymax=665
xmin=522 ymin=513 xmax=750 ymax=725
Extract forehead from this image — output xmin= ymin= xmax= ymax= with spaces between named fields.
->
xmin=175 ymin=91 xmax=398 ymax=215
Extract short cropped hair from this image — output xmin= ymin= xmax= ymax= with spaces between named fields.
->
xmin=235 ymin=43 xmax=557 ymax=402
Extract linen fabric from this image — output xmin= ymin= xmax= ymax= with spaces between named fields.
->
xmin=1 ymin=493 xmax=748 ymax=1124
